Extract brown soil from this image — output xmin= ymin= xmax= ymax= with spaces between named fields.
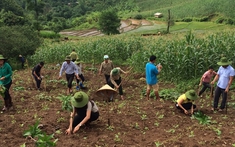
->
xmin=1 ymin=64 xmax=235 ymax=147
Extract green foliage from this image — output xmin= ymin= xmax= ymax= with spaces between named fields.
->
xmin=39 ymin=31 xmax=60 ymax=39
xmin=0 ymin=25 xmax=42 ymax=59
xmin=98 ymin=9 xmax=120 ymax=35
xmin=57 ymin=94 xmax=73 ymax=112
xmin=23 ymin=120 xmax=57 ymax=147
xmin=191 ymin=111 xmax=211 ymax=125
xmin=159 ymin=89 xmax=180 ymax=101
xmin=23 ymin=120 xmax=42 ymax=138
xmin=134 ymin=14 xmax=143 ymax=20
xmin=0 ymin=85 xmax=6 ymax=97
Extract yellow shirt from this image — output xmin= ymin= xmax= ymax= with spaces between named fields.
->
xmin=70 ymin=51 xmax=78 ymax=60
xmin=177 ymin=94 xmax=194 ymax=104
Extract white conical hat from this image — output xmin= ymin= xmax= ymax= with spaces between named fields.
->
xmin=97 ymin=84 xmax=117 ymax=93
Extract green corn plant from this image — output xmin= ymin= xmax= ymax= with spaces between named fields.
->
xmin=23 ymin=120 xmax=42 ymax=138
xmin=36 ymin=133 xmax=58 ymax=147
xmin=57 ymin=94 xmax=73 ymax=112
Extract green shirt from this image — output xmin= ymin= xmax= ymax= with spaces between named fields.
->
xmin=0 ymin=62 xmax=12 ymax=85
xmin=70 ymin=51 xmax=78 ymax=60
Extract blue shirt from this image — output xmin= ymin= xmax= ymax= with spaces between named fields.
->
xmin=146 ymin=62 xmax=159 ymax=85
xmin=59 ymin=61 xmax=78 ymax=76
xmin=217 ymin=65 xmax=235 ymax=89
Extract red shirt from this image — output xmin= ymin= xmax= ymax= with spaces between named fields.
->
xmin=202 ymin=71 xmax=215 ymax=83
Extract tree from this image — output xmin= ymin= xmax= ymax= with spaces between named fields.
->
xmin=98 ymin=9 xmax=120 ymax=35
xmin=0 ymin=25 xmax=42 ymax=58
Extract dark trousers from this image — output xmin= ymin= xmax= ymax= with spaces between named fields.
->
xmin=104 ymin=74 xmax=110 ymax=84
xmin=199 ymin=82 xmax=213 ymax=96
xmin=176 ymin=102 xmax=196 ymax=110
xmin=33 ymin=74 xmax=42 ymax=89
xmin=108 ymin=77 xmax=123 ymax=95
xmin=66 ymin=73 xmax=75 ymax=88
xmin=76 ymin=74 xmax=85 ymax=84
xmin=72 ymin=111 xmax=99 ymax=128
xmin=3 ymin=81 xmax=13 ymax=108
xmin=213 ymin=86 xmax=227 ymax=109
xmin=21 ymin=62 xmax=25 ymax=69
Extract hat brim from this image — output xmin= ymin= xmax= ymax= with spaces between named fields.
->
xmin=65 ymin=59 xmax=71 ymax=61
xmin=217 ymin=61 xmax=232 ymax=66
xmin=71 ymin=92 xmax=89 ymax=108
xmin=96 ymin=84 xmax=117 ymax=97
xmin=185 ymin=92 xmax=198 ymax=100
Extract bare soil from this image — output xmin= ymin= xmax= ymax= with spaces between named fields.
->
xmin=1 ymin=64 xmax=235 ymax=147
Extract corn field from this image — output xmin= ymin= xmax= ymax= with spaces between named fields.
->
xmin=30 ymin=31 xmax=235 ymax=83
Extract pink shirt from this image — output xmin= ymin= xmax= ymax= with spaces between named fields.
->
xmin=202 ymin=71 xmax=214 ymax=83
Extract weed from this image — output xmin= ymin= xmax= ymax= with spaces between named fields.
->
xmin=57 ymin=94 xmax=73 ymax=112
xmin=191 ymin=111 xmax=211 ymax=125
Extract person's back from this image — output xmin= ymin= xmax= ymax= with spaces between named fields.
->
xmin=70 ymin=50 xmax=78 ymax=62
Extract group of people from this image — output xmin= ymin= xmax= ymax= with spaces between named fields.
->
xmin=1 ymin=51 xmax=234 ymax=134
xmin=176 ymin=57 xmax=235 ymax=115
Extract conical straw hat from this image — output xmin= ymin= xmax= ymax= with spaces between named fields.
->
xmin=97 ymin=84 xmax=117 ymax=93
xmin=96 ymin=84 xmax=117 ymax=97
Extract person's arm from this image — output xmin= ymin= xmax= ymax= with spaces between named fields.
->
xmin=211 ymin=74 xmax=219 ymax=84
xmin=99 ymin=63 xmax=103 ymax=75
xmin=157 ymin=64 xmax=162 ymax=73
xmin=4 ymin=63 xmax=13 ymax=79
xmin=74 ymin=64 xmax=80 ymax=80
xmin=119 ymin=68 xmax=127 ymax=74
xmin=110 ymin=72 xmax=118 ymax=88
xmin=65 ymin=108 xmax=76 ymax=135
xmin=225 ymin=76 xmax=234 ymax=92
xmin=58 ymin=63 xmax=65 ymax=79
xmin=177 ymin=99 xmax=188 ymax=114
xmin=191 ymin=103 xmax=194 ymax=114
xmin=73 ymin=108 xmax=91 ymax=133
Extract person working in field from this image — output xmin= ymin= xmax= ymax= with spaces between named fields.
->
xmin=145 ymin=55 xmax=162 ymax=100
xmin=108 ymin=67 xmax=128 ymax=100
xmin=74 ymin=59 xmax=85 ymax=90
xmin=0 ymin=54 xmax=13 ymax=112
xmin=99 ymin=55 xmax=114 ymax=84
xmin=19 ymin=55 xmax=25 ymax=69
xmin=70 ymin=49 xmax=78 ymax=62
xmin=59 ymin=55 xmax=79 ymax=95
xmin=32 ymin=62 xmax=44 ymax=90
xmin=211 ymin=57 xmax=235 ymax=111
xmin=65 ymin=91 xmax=99 ymax=135
xmin=198 ymin=66 xmax=217 ymax=97
xmin=175 ymin=90 xmax=198 ymax=115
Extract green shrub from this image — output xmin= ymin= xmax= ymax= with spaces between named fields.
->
xmin=134 ymin=14 xmax=143 ymax=20
xmin=39 ymin=31 xmax=60 ymax=39
xmin=182 ymin=17 xmax=193 ymax=22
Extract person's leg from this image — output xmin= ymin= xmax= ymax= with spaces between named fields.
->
xmin=153 ymin=84 xmax=160 ymax=99
xmin=76 ymin=78 xmax=80 ymax=90
xmin=72 ymin=115 xmax=85 ymax=128
xmin=146 ymin=85 xmax=151 ymax=100
xmin=79 ymin=74 xmax=85 ymax=88
xmin=89 ymin=112 xmax=99 ymax=122
xmin=115 ymin=77 xmax=123 ymax=100
xmin=33 ymin=75 xmax=40 ymax=89
xmin=199 ymin=82 xmax=208 ymax=96
xmin=104 ymin=74 xmax=110 ymax=84
xmin=3 ymin=81 xmax=13 ymax=110
xmin=182 ymin=103 xmax=193 ymax=110
xmin=213 ymin=86 xmax=222 ymax=110
xmin=220 ymin=89 xmax=227 ymax=110
xmin=66 ymin=74 xmax=74 ymax=94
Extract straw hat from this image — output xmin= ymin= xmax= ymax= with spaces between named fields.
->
xmin=71 ymin=91 xmax=89 ymax=108
xmin=185 ymin=90 xmax=198 ymax=100
xmin=96 ymin=84 xmax=117 ymax=96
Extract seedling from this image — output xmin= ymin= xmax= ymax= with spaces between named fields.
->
xmin=57 ymin=94 xmax=73 ymax=112
xmin=191 ymin=111 xmax=211 ymax=125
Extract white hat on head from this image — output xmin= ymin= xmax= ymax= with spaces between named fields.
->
xmin=103 ymin=55 xmax=109 ymax=59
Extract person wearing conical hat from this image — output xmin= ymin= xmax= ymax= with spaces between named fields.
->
xmin=211 ymin=57 xmax=235 ymax=111
xmin=108 ymin=67 xmax=128 ymax=100
xmin=175 ymin=90 xmax=198 ymax=115
xmin=59 ymin=55 xmax=79 ymax=95
xmin=74 ymin=59 xmax=85 ymax=90
xmin=99 ymin=55 xmax=114 ymax=84
xmin=65 ymin=91 xmax=99 ymax=135
xmin=0 ymin=54 xmax=13 ymax=112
